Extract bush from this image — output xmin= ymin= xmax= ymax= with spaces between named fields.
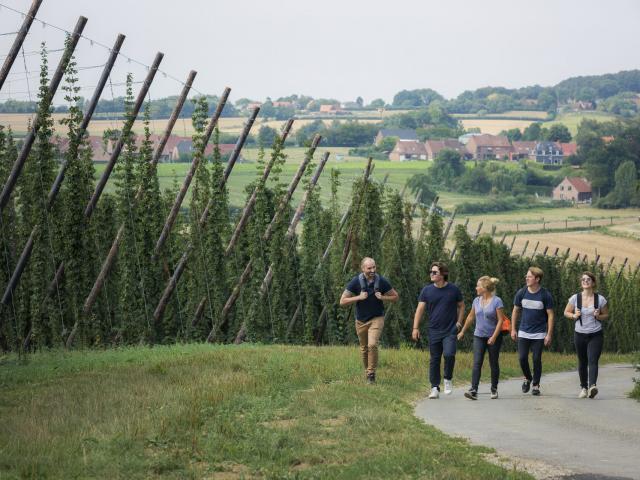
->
xmin=456 ymin=196 xmax=571 ymax=214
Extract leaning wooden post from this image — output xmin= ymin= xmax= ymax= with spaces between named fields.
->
xmin=65 ymin=52 xmax=165 ymax=348
xmin=0 ymin=0 xmax=43 ymax=91
xmin=81 ymin=71 xmax=199 ymax=317
xmin=508 ymin=236 xmax=517 ymax=254
xmin=542 ymin=246 xmax=549 ymax=256
xmin=530 ymin=241 xmax=539 ymax=258
xmin=520 ymin=240 xmax=529 ymax=257
xmin=235 ymin=152 xmax=331 ymax=344
xmin=192 ymin=120 xmax=294 ymax=327
xmin=614 ymin=257 xmax=629 ymax=284
xmin=553 ymin=247 xmax=559 ymax=257
xmin=499 ymin=233 xmax=507 ymax=245
xmin=224 ymin=119 xmax=294 ymax=256
xmin=1 ymin=34 xmax=126 ymax=307
xmin=152 ymin=98 xmax=262 ymax=325
xmin=42 ymin=51 xmax=164 ymax=311
xmin=605 ymin=256 xmax=616 ymax=274
xmin=490 ymin=225 xmax=496 ymax=237
xmin=154 ymin=92 xmax=241 ymax=257
xmin=340 ymin=158 xmax=374 ymax=268
xmin=472 ymin=221 xmax=483 ymax=241
xmin=258 ymin=152 xmax=330 ymax=297
xmin=207 ymin=137 xmax=321 ymax=341
xmin=48 ymin=34 xmax=126 ymax=208
xmin=442 ymin=208 xmax=457 ymax=242
xmin=0 ymin=16 xmax=87 ymax=213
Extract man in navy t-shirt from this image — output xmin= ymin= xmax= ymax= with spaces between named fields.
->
xmin=511 ymin=266 xmax=555 ymax=396
xmin=340 ymin=257 xmax=398 ymax=384
xmin=412 ymin=262 xmax=465 ymax=399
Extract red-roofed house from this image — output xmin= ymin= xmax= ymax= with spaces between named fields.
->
xmin=424 ymin=139 xmax=468 ymax=160
xmin=509 ymin=141 xmax=537 ymax=161
xmin=465 ymin=134 xmax=513 ymax=160
xmin=389 ymin=140 xmax=427 ymax=161
xmin=559 ymin=142 xmax=578 ymax=157
xmin=553 ymin=177 xmax=592 ymax=203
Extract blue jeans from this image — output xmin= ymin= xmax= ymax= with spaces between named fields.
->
xmin=429 ymin=334 xmax=457 ymax=389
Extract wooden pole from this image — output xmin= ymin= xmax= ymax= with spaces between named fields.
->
xmin=520 ymin=240 xmax=529 ymax=257
xmin=154 ymin=91 xmax=240 ymax=256
xmin=225 ymin=119 xmax=294 ymax=256
xmin=79 ymin=71 xmax=199 ymax=318
xmin=0 ymin=0 xmax=43 ymax=91
xmin=206 ymin=137 xmax=321 ymax=341
xmin=0 ymin=15 xmax=88 ymax=212
xmin=236 ymin=152 xmax=331 ymax=343
xmin=40 ymin=51 xmax=164 ymax=313
xmin=1 ymin=34 xmax=125 ymax=307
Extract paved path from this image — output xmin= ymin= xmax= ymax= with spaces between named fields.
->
xmin=415 ymin=364 xmax=640 ymax=479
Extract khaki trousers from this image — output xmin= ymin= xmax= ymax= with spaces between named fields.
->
xmin=355 ymin=316 xmax=384 ymax=375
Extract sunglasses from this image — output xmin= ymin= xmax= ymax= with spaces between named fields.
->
xmin=429 ymin=271 xmax=441 ymax=275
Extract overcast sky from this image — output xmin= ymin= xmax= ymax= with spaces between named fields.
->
xmin=1 ymin=0 xmax=639 ymax=105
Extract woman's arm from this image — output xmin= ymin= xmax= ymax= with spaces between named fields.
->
xmin=457 ymin=307 xmax=475 ymax=340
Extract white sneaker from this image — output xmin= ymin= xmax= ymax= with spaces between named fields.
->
xmin=490 ymin=389 xmax=499 ymax=399
xmin=428 ymin=387 xmax=439 ymax=399
xmin=578 ymin=388 xmax=588 ymax=399
xmin=444 ymin=379 xmax=453 ymax=395
xmin=588 ymin=385 xmax=598 ymax=399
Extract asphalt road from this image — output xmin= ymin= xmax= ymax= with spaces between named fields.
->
xmin=415 ymin=364 xmax=640 ymax=480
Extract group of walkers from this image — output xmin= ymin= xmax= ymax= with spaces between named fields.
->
xmin=340 ymin=258 xmax=609 ymax=399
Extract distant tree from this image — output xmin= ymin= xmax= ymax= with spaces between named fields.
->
xmin=355 ymin=96 xmax=364 ymax=108
xmin=522 ymin=122 xmax=544 ymax=141
xmin=545 ymin=124 xmax=572 ymax=143
xmin=500 ymin=128 xmax=523 ymax=142
xmin=405 ymin=174 xmax=438 ymax=204
xmin=392 ymin=88 xmax=444 ymax=108
xmin=537 ymin=89 xmax=557 ymax=112
xmin=368 ymin=98 xmax=385 ymax=109
xmin=258 ymin=125 xmax=278 ymax=147
xmin=432 ymin=149 xmax=464 ymax=185
xmin=259 ymin=98 xmax=276 ymax=118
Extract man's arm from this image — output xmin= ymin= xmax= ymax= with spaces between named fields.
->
xmin=544 ymin=308 xmax=554 ymax=346
xmin=339 ymin=289 xmax=366 ymax=307
xmin=412 ymin=302 xmax=426 ymax=341
xmin=510 ymin=306 xmax=520 ymax=340
xmin=456 ymin=300 xmax=465 ymax=330
xmin=376 ymin=288 xmax=399 ymax=303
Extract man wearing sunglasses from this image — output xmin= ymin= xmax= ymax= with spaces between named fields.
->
xmin=412 ymin=262 xmax=465 ymax=399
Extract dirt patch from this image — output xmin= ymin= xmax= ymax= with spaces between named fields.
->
xmin=482 ymin=452 xmax=573 ymax=479
xmin=206 ymin=462 xmax=254 ymax=479
xmin=260 ymin=418 xmax=297 ymax=429
xmin=320 ymin=416 xmax=347 ymax=428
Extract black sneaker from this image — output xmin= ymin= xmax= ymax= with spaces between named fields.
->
xmin=522 ymin=379 xmax=531 ymax=393
xmin=532 ymin=385 xmax=540 ymax=396
xmin=464 ymin=389 xmax=478 ymax=400
xmin=367 ymin=372 xmax=376 ymax=384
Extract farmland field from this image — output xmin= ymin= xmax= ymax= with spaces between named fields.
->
xmin=501 ymin=231 xmax=640 ymax=267
xmin=458 ymin=118 xmax=536 ymax=135
xmin=453 ymin=110 xmax=549 ymax=119
xmin=0 ymin=113 xmax=380 ymax=137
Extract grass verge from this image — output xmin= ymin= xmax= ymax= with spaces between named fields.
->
xmin=0 ymin=344 xmax=632 ymax=479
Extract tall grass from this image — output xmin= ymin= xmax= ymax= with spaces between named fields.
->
xmin=0 ymin=344 xmax=632 ymax=479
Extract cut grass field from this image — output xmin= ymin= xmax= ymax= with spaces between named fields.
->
xmin=0 ymin=344 xmax=632 ymax=479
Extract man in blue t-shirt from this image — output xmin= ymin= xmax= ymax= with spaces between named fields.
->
xmin=511 ymin=266 xmax=555 ymax=396
xmin=412 ymin=262 xmax=465 ymax=399
xmin=340 ymin=257 xmax=398 ymax=384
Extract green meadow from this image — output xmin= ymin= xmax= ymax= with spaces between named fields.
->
xmin=1 ymin=344 xmax=633 ymax=479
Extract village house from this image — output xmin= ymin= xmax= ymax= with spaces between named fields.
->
xmin=558 ymin=142 xmax=578 ymax=158
xmin=509 ymin=141 xmax=537 ymax=161
xmin=534 ymin=141 xmax=563 ymax=165
xmin=388 ymin=140 xmax=427 ymax=161
xmin=553 ymin=176 xmax=592 ymax=203
xmin=465 ymin=134 xmax=513 ymax=160
xmin=424 ymin=139 xmax=468 ymax=160
xmin=374 ymin=129 xmax=417 ymax=146
xmin=319 ymin=104 xmax=343 ymax=114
